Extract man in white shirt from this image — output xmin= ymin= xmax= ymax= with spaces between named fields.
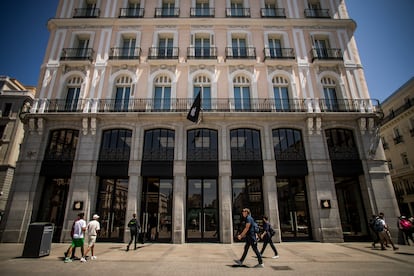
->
xmin=64 ymin=213 xmax=87 ymax=263
xmin=81 ymin=214 xmax=101 ymax=262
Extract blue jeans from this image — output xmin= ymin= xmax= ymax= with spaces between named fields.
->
xmin=240 ymin=235 xmax=263 ymax=264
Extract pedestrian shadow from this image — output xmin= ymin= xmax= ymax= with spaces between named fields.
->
xmin=395 ymin=252 xmax=414 ymax=256
xmin=227 ymin=264 xmax=250 ymax=268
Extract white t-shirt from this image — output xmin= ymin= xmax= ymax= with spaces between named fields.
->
xmin=87 ymin=220 xmax=101 ymax=236
xmin=73 ymin=219 xmax=86 ymax=239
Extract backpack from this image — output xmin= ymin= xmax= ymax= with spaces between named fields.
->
xmin=269 ymin=226 xmax=276 ymax=237
xmin=400 ymin=219 xmax=412 ymax=230
xmin=373 ymin=218 xmax=384 ymax=232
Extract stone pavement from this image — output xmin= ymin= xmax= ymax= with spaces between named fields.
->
xmin=0 ymin=241 xmax=413 ymax=276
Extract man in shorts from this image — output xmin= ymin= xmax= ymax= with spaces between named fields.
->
xmin=64 ymin=212 xmax=86 ymax=263
xmin=81 ymin=214 xmax=101 ymax=262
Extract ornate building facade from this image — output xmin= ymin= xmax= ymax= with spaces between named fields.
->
xmin=1 ymin=0 xmax=399 ymax=244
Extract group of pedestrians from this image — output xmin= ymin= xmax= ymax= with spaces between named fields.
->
xmin=369 ymin=212 xmax=398 ymax=251
xmin=64 ymin=212 xmax=101 ymax=263
xmin=234 ymin=208 xmax=279 ymax=268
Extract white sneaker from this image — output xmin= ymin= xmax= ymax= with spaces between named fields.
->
xmin=91 ymin=256 xmax=97 ymax=260
xmin=272 ymin=255 xmax=280 ymax=259
xmin=80 ymin=257 xmax=87 ymax=263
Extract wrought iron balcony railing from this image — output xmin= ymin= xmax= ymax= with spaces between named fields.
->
xmin=60 ymin=48 xmax=94 ymax=61
xmin=225 ymin=47 xmax=256 ymax=59
xmin=148 ymin=47 xmax=179 ymax=59
xmin=73 ymin=8 xmax=100 ymax=18
xmin=187 ymin=47 xmax=217 ymax=59
xmin=155 ymin=8 xmax=180 ymax=17
xmin=382 ymin=98 xmax=413 ymax=125
xmin=226 ymin=8 xmax=250 ymax=17
xmin=30 ymin=98 xmax=380 ymax=114
xmin=119 ymin=8 xmax=144 ymax=18
xmin=264 ymin=47 xmax=295 ymax=59
xmin=109 ymin=47 xmax=141 ymax=60
xmin=310 ymin=48 xmax=343 ymax=61
xmin=304 ymin=9 xmax=330 ymax=18
xmin=260 ymin=8 xmax=286 ymax=18
xmin=190 ymin=8 xmax=215 ymax=17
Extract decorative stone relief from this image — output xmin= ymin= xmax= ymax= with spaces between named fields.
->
xmin=150 ymin=65 xmax=176 ymax=75
xmin=189 ymin=65 xmax=215 ymax=74
xmin=229 ymin=65 xmax=253 ymax=75
xmin=359 ymin=117 xmax=367 ymax=134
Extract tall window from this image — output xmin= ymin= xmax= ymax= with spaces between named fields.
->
xmin=232 ymin=37 xmax=247 ymax=57
xmin=143 ymin=129 xmax=175 ymax=161
xmin=65 ymin=76 xmax=82 ymax=111
xmin=187 ymin=128 xmax=218 ymax=161
xmin=322 ymin=77 xmax=339 ymax=111
xmin=273 ymin=76 xmax=290 ymax=111
xmin=76 ymin=38 xmax=90 ymax=58
xmin=325 ymin=129 xmax=359 ymax=160
xmin=233 ymin=75 xmax=251 ymax=110
xmin=268 ymin=37 xmax=282 ymax=57
xmin=115 ymin=76 xmax=132 ymax=111
xmin=313 ymin=38 xmax=329 ymax=58
xmin=162 ymin=0 xmax=175 ymax=16
xmin=194 ymin=75 xmax=211 ymax=110
xmin=99 ymin=129 xmax=132 ymax=161
xmin=154 ymin=75 xmax=172 ymax=110
xmin=230 ymin=0 xmax=244 ymax=16
xmin=158 ymin=37 xmax=174 ymax=57
xmin=230 ymin=128 xmax=262 ymax=160
xmin=121 ymin=37 xmax=137 ymax=58
xmin=273 ymin=128 xmax=306 ymax=160
xmin=195 ymin=35 xmax=211 ymax=57
xmin=195 ymin=0 xmax=210 ymax=16
xmin=44 ymin=129 xmax=79 ymax=161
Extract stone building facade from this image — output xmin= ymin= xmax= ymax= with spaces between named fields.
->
xmin=0 ymin=0 xmax=399 ymax=244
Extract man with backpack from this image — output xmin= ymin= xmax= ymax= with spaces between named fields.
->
xmin=260 ymin=216 xmax=279 ymax=259
xmin=234 ymin=208 xmax=264 ymax=268
xmin=376 ymin=212 xmax=398 ymax=251
xmin=126 ymin=213 xmax=141 ymax=251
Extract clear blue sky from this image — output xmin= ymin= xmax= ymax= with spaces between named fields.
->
xmin=0 ymin=0 xmax=413 ymax=103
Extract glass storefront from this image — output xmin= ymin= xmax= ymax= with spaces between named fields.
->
xmin=186 ymin=179 xmax=219 ymax=242
xmin=277 ymin=177 xmax=312 ymax=241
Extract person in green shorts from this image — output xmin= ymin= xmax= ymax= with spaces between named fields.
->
xmin=64 ymin=212 xmax=87 ymax=263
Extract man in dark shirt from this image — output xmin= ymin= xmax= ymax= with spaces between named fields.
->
xmin=126 ymin=213 xmax=141 ymax=251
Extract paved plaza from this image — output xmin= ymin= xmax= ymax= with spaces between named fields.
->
xmin=0 ymin=242 xmax=413 ymax=275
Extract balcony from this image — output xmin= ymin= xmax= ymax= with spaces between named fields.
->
xmin=225 ymin=47 xmax=256 ymax=59
xmin=393 ymin=135 xmax=404 ymax=144
xmin=310 ymin=48 xmax=343 ymax=62
xmin=109 ymin=47 xmax=141 ymax=60
xmin=226 ymin=8 xmax=250 ymax=17
xmin=60 ymin=48 xmax=94 ymax=61
xmin=260 ymin=8 xmax=286 ymax=18
xmin=30 ymin=98 xmax=380 ymax=114
xmin=148 ymin=47 xmax=179 ymax=59
xmin=119 ymin=8 xmax=144 ymax=18
xmin=304 ymin=9 xmax=330 ymax=18
xmin=382 ymin=98 xmax=413 ymax=124
xmin=73 ymin=8 xmax=100 ymax=18
xmin=264 ymin=47 xmax=295 ymax=60
xmin=155 ymin=8 xmax=180 ymax=17
xmin=190 ymin=8 xmax=215 ymax=17
xmin=187 ymin=47 xmax=217 ymax=59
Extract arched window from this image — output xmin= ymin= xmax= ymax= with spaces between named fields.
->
xmin=321 ymin=76 xmax=339 ymax=111
xmin=99 ymin=129 xmax=132 ymax=161
xmin=44 ymin=129 xmax=79 ymax=161
xmin=193 ymin=75 xmax=211 ymax=110
xmin=233 ymin=75 xmax=251 ymax=110
xmin=272 ymin=76 xmax=290 ymax=111
xmin=272 ymin=128 xmax=306 ymax=160
xmin=325 ymin=128 xmax=359 ymax=160
xmin=187 ymin=128 xmax=218 ymax=161
xmin=65 ymin=76 xmax=82 ymax=111
xmin=143 ymin=129 xmax=175 ymax=160
xmin=230 ymin=128 xmax=261 ymax=160
xmin=115 ymin=76 xmax=132 ymax=111
xmin=154 ymin=75 xmax=172 ymax=110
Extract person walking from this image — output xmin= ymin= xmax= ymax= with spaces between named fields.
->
xmin=259 ymin=216 xmax=279 ymax=259
xmin=64 ymin=212 xmax=87 ymax=263
xmin=149 ymin=213 xmax=157 ymax=241
xmin=126 ymin=213 xmax=141 ymax=251
xmin=234 ymin=208 xmax=264 ymax=268
xmin=377 ymin=212 xmax=398 ymax=251
xmin=81 ymin=214 xmax=100 ymax=262
xmin=369 ymin=214 xmax=381 ymax=248
xmin=398 ymin=215 xmax=414 ymax=245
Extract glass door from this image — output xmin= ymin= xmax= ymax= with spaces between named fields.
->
xmin=277 ymin=178 xmax=312 ymax=241
xmin=96 ymin=178 xmax=128 ymax=242
xmin=141 ymin=178 xmax=173 ymax=242
xmin=186 ymin=179 xmax=219 ymax=242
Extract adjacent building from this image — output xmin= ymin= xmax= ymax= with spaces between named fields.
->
xmin=0 ymin=0 xmax=399 ymax=244
xmin=380 ymin=77 xmax=414 ymax=217
xmin=0 ymin=76 xmax=35 ymax=222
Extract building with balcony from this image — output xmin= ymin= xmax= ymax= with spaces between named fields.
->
xmin=380 ymin=77 xmax=414 ymax=217
xmin=0 ymin=76 xmax=34 ymax=222
xmin=0 ymin=0 xmax=399 ymax=244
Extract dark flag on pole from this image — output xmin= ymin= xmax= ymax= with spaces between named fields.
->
xmin=187 ymin=91 xmax=201 ymax=123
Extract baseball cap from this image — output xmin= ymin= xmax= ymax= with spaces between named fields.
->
xmin=93 ymin=214 xmax=100 ymax=219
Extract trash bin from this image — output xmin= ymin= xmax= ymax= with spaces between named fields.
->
xmin=22 ymin=222 xmax=54 ymax=257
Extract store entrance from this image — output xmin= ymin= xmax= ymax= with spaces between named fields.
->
xmin=186 ymin=179 xmax=219 ymax=242
xmin=96 ymin=178 xmax=128 ymax=242
xmin=277 ymin=178 xmax=312 ymax=241
xmin=140 ymin=178 xmax=173 ymax=242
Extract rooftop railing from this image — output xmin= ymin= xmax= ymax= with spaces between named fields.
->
xmin=73 ymin=8 xmax=100 ymax=18
xmin=119 ymin=8 xmax=144 ymax=18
